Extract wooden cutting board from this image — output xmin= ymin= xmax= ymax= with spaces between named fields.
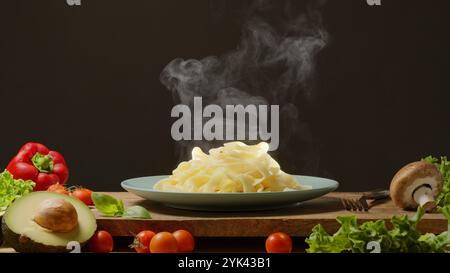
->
xmin=95 ymin=192 xmax=448 ymax=237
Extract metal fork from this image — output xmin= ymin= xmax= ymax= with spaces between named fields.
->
xmin=341 ymin=190 xmax=390 ymax=212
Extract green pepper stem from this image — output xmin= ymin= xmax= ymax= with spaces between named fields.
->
xmin=32 ymin=153 xmax=54 ymax=173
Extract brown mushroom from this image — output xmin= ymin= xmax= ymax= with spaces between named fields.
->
xmin=33 ymin=198 xmax=78 ymax=233
xmin=390 ymin=161 xmax=443 ymax=212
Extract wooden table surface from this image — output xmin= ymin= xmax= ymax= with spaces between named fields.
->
xmin=1 ymin=191 xmax=448 ymax=253
xmin=95 ymin=192 xmax=448 ymax=237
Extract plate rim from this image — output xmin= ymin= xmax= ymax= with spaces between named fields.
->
xmin=121 ymin=174 xmax=339 ymax=196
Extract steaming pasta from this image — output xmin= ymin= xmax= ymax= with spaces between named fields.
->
xmin=153 ymin=142 xmax=308 ymax=193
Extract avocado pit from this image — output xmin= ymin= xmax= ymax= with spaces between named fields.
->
xmin=33 ymin=198 xmax=78 ymax=233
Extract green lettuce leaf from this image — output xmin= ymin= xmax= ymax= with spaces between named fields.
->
xmin=423 ymin=156 xmax=450 ymax=206
xmin=0 ymin=170 xmax=35 ymax=216
xmin=306 ymin=206 xmax=450 ymax=253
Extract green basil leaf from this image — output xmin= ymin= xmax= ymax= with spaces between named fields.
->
xmin=92 ymin=192 xmax=125 ymax=217
xmin=123 ymin=205 xmax=152 ymax=219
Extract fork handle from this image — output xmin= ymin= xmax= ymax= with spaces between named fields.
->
xmin=362 ymin=189 xmax=390 ymax=200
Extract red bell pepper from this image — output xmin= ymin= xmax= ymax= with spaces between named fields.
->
xmin=6 ymin=142 xmax=69 ymax=191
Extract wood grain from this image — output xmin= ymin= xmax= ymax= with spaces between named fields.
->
xmin=95 ymin=192 xmax=448 ymax=237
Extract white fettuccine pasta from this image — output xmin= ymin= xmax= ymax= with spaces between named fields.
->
xmin=154 ymin=142 xmax=308 ymax=193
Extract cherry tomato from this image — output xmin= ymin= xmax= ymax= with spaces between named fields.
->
xmin=70 ymin=188 xmax=93 ymax=206
xmin=132 ymin=230 xmax=155 ymax=253
xmin=89 ymin=230 xmax=114 ymax=253
xmin=172 ymin=230 xmax=195 ymax=253
xmin=265 ymin=232 xmax=292 ymax=253
xmin=150 ymin=232 xmax=178 ymax=253
xmin=47 ymin=183 xmax=68 ymax=195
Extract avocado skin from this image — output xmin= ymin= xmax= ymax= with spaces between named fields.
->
xmin=1 ymin=217 xmax=88 ymax=253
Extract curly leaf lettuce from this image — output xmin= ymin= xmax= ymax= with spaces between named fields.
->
xmin=306 ymin=206 xmax=450 ymax=253
xmin=0 ymin=170 xmax=35 ymax=216
xmin=423 ymin=156 xmax=450 ymax=206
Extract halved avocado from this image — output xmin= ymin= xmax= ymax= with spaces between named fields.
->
xmin=1 ymin=192 xmax=97 ymax=253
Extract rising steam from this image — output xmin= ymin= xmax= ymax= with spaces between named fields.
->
xmin=160 ymin=0 xmax=328 ymax=172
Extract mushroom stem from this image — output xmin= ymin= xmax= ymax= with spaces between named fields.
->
xmin=413 ymin=186 xmax=437 ymax=212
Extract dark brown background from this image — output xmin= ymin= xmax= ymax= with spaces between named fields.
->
xmin=0 ymin=0 xmax=449 ymax=191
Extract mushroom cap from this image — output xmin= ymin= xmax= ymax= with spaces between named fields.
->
xmin=390 ymin=161 xmax=443 ymax=209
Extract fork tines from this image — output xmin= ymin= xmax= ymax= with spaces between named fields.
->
xmin=341 ymin=197 xmax=369 ymax=212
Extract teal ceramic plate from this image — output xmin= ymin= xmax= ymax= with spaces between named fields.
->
xmin=121 ymin=175 xmax=339 ymax=211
